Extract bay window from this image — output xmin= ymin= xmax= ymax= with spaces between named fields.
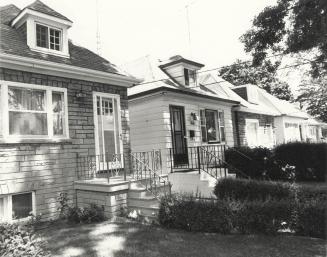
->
xmin=0 ymin=81 xmax=68 ymax=140
xmin=200 ymin=109 xmax=225 ymax=143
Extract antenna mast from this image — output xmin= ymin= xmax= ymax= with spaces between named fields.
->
xmin=96 ymin=0 xmax=101 ymax=55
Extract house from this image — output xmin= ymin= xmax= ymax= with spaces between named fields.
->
xmin=0 ymin=1 xmax=140 ymax=221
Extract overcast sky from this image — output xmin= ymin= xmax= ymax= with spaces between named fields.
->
xmin=3 ymin=0 xmax=279 ymax=69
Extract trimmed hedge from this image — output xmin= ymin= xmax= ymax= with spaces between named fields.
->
xmin=274 ymin=142 xmax=327 ymax=181
xmin=213 ymin=178 xmax=294 ymax=201
xmin=0 ymin=223 xmax=49 ymax=257
xmin=159 ymin=195 xmax=233 ymax=234
xmin=225 ymin=142 xmax=327 ymax=182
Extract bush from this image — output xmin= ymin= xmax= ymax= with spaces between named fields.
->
xmin=0 ymin=223 xmax=49 ymax=257
xmin=233 ymin=199 xmax=294 ymax=235
xmin=274 ymin=142 xmax=327 ymax=181
xmin=225 ymin=146 xmax=272 ymax=179
xmin=58 ymin=192 xmax=105 ymax=224
xmin=159 ymin=194 xmax=233 ymax=234
xmin=225 ymin=143 xmax=327 ymax=182
xmin=214 ymin=178 xmax=294 ymax=201
xmin=291 ymin=199 xmax=326 ymax=239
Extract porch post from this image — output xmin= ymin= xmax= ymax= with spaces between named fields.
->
xmin=197 ymin=146 xmax=201 ymax=174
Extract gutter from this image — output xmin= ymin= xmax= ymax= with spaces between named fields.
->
xmin=0 ymin=52 xmax=141 ymax=87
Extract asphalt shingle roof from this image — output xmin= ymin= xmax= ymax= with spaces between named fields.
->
xmin=0 ymin=3 xmax=124 ymax=76
xmin=21 ymin=0 xmax=72 ymax=22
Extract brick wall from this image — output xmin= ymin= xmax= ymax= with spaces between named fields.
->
xmin=233 ymin=111 xmax=274 ymax=147
xmin=0 ymin=68 xmax=131 ymax=220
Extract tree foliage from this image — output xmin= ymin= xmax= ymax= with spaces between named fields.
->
xmin=241 ymin=0 xmax=327 ymax=77
xmin=297 ymin=77 xmax=327 ymax=122
xmin=219 ymin=59 xmax=293 ymax=101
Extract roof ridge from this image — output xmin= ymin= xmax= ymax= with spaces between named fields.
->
xmin=0 ymin=4 xmax=20 ymax=10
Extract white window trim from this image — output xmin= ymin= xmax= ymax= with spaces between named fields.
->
xmin=0 ymin=80 xmax=69 ymax=142
xmin=0 ymin=192 xmax=36 ymax=222
xmin=200 ymin=109 xmax=225 ymax=144
xmin=35 ymin=22 xmax=63 ymax=53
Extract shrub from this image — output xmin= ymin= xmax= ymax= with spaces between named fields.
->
xmin=214 ymin=178 xmax=294 ymax=201
xmin=58 ymin=192 xmax=105 ymax=224
xmin=274 ymin=142 xmax=327 ymax=182
xmin=0 ymin=223 xmax=49 ymax=257
xmin=291 ymin=199 xmax=327 ymax=239
xmin=225 ymin=146 xmax=272 ymax=179
xmin=233 ymin=199 xmax=294 ymax=235
xmin=159 ymin=194 xmax=233 ymax=234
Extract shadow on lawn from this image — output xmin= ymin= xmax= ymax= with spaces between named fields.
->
xmin=38 ymin=219 xmax=326 ymax=257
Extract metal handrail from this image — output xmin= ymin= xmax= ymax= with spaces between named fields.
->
xmin=200 ymin=146 xmax=250 ymax=179
xmin=130 ymin=152 xmax=171 ymax=199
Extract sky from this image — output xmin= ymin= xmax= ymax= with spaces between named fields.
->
xmin=2 ymin=0 xmax=278 ymax=69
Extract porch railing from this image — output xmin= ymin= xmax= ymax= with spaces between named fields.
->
xmin=168 ymin=144 xmax=249 ymax=179
xmin=130 ymin=150 xmax=170 ymax=198
xmin=76 ymin=153 xmax=125 ymax=182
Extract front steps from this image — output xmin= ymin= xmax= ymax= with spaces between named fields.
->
xmin=127 ymin=176 xmax=170 ymax=222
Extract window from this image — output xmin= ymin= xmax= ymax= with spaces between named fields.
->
xmin=36 ymin=24 xmax=61 ymax=51
xmin=246 ymin=119 xmax=259 ymax=147
xmin=200 ymin=109 xmax=225 ymax=143
xmin=0 ymin=81 xmax=68 ymax=140
xmin=184 ymin=68 xmax=197 ymax=86
xmin=0 ymin=192 xmax=35 ymax=222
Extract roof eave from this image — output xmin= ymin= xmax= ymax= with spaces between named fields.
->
xmin=11 ymin=8 xmax=73 ymax=28
xmin=128 ymin=86 xmax=239 ymax=104
xmin=0 ymin=52 xmax=141 ymax=87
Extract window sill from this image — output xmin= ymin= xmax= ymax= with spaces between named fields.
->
xmin=203 ymin=141 xmax=226 ymax=145
xmin=0 ymin=138 xmax=72 ymax=145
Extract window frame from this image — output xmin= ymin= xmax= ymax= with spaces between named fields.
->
xmin=200 ymin=109 xmax=225 ymax=144
xmin=0 ymin=80 xmax=69 ymax=141
xmin=245 ymin=119 xmax=259 ymax=147
xmin=35 ymin=22 xmax=62 ymax=52
xmin=0 ymin=192 xmax=36 ymax=222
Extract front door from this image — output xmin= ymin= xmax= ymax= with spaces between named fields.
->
xmin=93 ymin=92 xmax=123 ymax=170
xmin=170 ymin=105 xmax=188 ymax=166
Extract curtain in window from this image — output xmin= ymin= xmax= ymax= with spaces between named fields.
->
xmin=8 ymin=87 xmax=47 ymax=135
xmin=205 ymin=110 xmax=218 ymax=142
xmin=53 ymin=92 xmax=64 ymax=135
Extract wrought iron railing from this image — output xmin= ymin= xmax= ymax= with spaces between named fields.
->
xmin=76 ymin=153 xmax=125 ymax=182
xmin=167 ymin=144 xmax=249 ymax=179
xmin=131 ymin=149 xmax=162 ymax=174
xmin=130 ymin=150 xmax=170 ymax=199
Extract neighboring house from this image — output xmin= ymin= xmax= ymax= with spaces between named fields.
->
xmin=0 ymin=1 xmax=138 ymax=221
xmin=126 ymin=55 xmax=239 ymax=174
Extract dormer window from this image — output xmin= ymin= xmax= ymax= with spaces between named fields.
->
xmin=36 ymin=24 xmax=61 ymax=51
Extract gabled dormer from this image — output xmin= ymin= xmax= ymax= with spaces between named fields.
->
xmin=232 ymin=84 xmax=259 ymax=104
xmin=159 ymin=55 xmax=204 ymax=87
xmin=11 ymin=0 xmax=72 ymax=58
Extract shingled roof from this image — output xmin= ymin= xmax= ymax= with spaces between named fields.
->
xmin=0 ymin=3 xmax=124 ymax=76
xmin=19 ymin=0 xmax=72 ymax=22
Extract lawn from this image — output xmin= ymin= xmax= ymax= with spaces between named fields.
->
xmin=36 ymin=218 xmax=326 ymax=257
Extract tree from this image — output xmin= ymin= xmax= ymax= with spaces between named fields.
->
xmin=241 ymin=0 xmax=327 ymax=77
xmin=297 ymin=77 xmax=327 ymax=122
xmin=219 ymin=59 xmax=294 ymax=101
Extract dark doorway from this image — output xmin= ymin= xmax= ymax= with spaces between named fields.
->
xmin=170 ymin=105 xmax=188 ymax=166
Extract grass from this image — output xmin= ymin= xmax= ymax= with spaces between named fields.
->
xmin=36 ymin=218 xmax=326 ymax=257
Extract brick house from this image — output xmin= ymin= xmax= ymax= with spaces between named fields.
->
xmin=0 ymin=1 xmax=139 ymax=221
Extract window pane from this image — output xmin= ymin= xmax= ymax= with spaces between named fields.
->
xmin=218 ymin=111 xmax=225 ymax=142
xmin=12 ymin=193 xmax=32 ymax=220
xmin=9 ymin=112 xmax=47 ymax=135
xmin=53 ymin=92 xmax=64 ymax=135
xmin=8 ymin=87 xmax=45 ymax=111
xmin=200 ymin=110 xmax=207 ymax=142
xmin=49 ymin=28 xmax=61 ymax=51
xmin=36 ymin=24 xmax=48 ymax=48
xmin=184 ymin=68 xmax=189 ymax=86
xmin=205 ymin=110 xmax=217 ymax=141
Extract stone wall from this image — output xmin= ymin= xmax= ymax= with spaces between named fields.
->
xmin=0 ymin=68 xmax=130 ymax=220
